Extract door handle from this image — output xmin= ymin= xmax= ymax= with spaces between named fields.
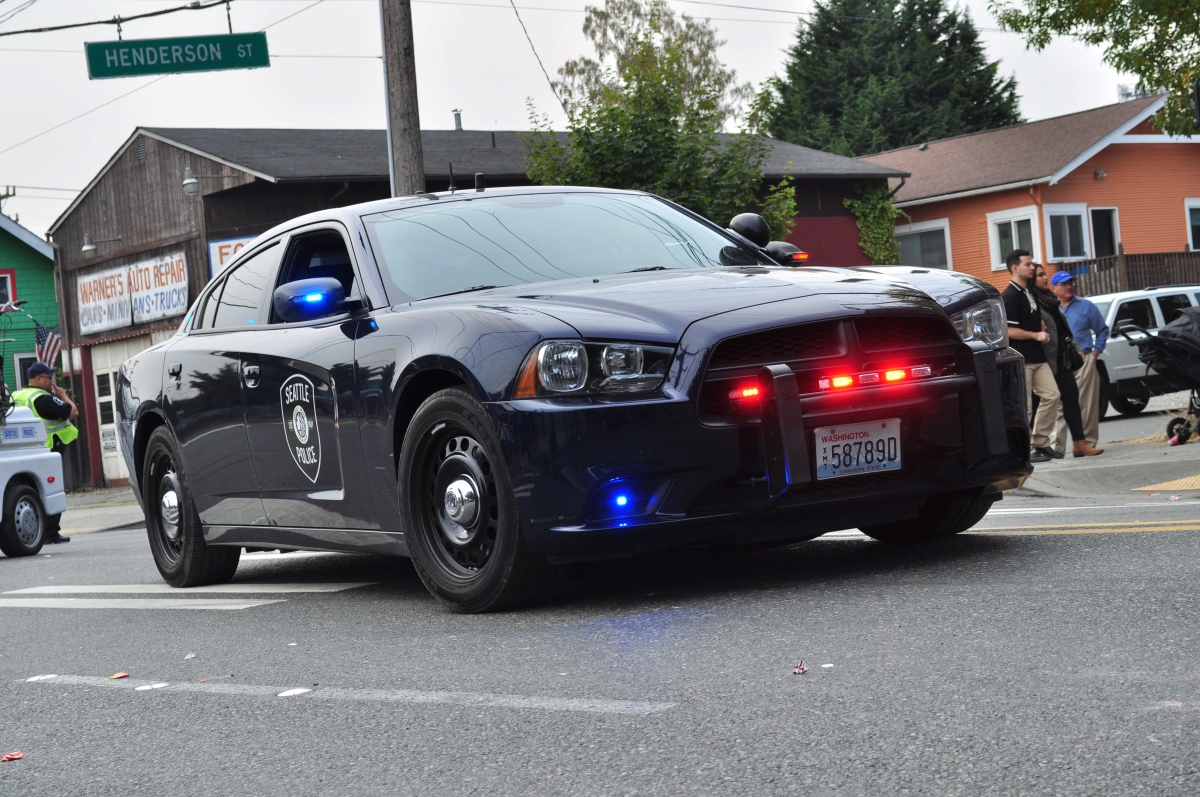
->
xmin=243 ymin=364 xmax=260 ymax=388
xmin=167 ymin=362 xmax=182 ymax=382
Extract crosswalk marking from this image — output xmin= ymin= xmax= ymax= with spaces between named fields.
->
xmin=0 ymin=598 xmax=286 ymax=610
xmin=22 ymin=674 xmax=675 ymax=715
xmin=4 ymin=582 xmax=375 ymax=595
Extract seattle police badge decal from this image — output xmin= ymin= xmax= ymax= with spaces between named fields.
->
xmin=281 ymin=373 xmax=321 ymax=483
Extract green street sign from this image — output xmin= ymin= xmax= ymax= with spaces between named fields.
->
xmin=85 ymin=33 xmax=269 ymax=79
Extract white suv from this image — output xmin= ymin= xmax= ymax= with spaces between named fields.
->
xmin=1087 ymin=285 xmax=1200 ymax=416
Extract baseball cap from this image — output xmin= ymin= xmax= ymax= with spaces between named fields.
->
xmin=1050 ymin=271 xmax=1075 ymax=286
xmin=27 ymin=362 xmax=56 ymax=381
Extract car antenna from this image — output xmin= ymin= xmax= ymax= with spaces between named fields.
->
xmin=448 ymin=162 xmax=456 ymax=193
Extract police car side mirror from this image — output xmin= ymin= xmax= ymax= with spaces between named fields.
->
xmin=728 ymin=213 xmax=771 ymax=248
xmin=273 ymin=278 xmax=346 ymax=323
xmin=764 ymin=241 xmax=810 ymax=266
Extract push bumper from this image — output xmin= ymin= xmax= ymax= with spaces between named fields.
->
xmin=488 ymin=344 xmax=1030 ymax=562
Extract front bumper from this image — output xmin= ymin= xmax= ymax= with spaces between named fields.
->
xmin=488 ymin=344 xmax=1030 ymax=562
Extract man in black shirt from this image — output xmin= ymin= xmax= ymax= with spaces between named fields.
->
xmin=1001 ymin=249 xmax=1060 ymax=462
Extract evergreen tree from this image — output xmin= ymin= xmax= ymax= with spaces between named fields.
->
xmin=769 ymin=0 xmax=1022 ymax=156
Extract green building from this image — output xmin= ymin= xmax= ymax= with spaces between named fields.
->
xmin=0 ymin=213 xmax=59 ymax=390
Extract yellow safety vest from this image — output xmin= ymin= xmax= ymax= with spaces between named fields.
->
xmin=13 ymin=386 xmax=80 ymax=449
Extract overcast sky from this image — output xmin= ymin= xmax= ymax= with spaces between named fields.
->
xmin=0 ymin=0 xmax=1127 ymax=237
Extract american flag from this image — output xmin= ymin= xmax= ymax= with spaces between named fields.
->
xmin=34 ymin=320 xmax=62 ymax=370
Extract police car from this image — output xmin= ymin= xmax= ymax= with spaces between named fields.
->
xmin=117 ymin=187 xmax=1031 ymax=612
xmin=0 ymin=406 xmax=66 ymax=557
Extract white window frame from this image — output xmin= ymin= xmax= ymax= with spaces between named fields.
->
xmin=894 ymin=217 xmax=953 ymax=271
xmin=1088 ymin=206 xmax=1121 ymax=258
xmin=1185 ymin=198 xmax=1200 ymax=251
xmin=985 ymin=206 xmax=1041 ymax=271
xmin=12 ymin=352 xmax=36 ymax=390
xmin=1042 ymin=203 xmax=1091 ymax=262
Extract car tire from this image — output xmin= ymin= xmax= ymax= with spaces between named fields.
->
xmin=1109 ymin=391 xmax=1149 ymax=416
xmin=142 ymin=426 xmax=240 ymax=587
xmin=398 ymin=387 xmax=548 ymax=613
xmin=1167 ymin=416 xmax=1191 ymax=443
xmin=0 ymin=483 xmax=46 ymax=557
xmin=859 ymin=490 xmax=995 ymax=543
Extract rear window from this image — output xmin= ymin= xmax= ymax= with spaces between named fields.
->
xmin=1157 ymin=293 xmax=1192 ymax=324
xmin=362 ymin=192 xmax=763 ymax=301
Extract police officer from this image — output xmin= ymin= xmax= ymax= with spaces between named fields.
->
xmin=13 ymin=362 xmax=78 ymax=544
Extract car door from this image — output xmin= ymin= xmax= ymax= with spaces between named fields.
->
xmin=162 ymin=242 xmax=282 ymax=527
xmin=1107 ymin=296 xmax=1157 ymax=384
xmin=239 ymin=225 xmax=376 ymax=530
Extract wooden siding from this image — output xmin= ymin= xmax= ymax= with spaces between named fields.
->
xmin=53 ymin=134 xmax=253 ymax=345
xmin=900 ymin=143 xmax=1200 ymax=289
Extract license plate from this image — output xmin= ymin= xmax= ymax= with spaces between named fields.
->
xmin=814 ymin=419 xmax=901 ymax=480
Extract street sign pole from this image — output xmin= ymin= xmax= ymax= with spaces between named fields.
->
xmin=379 ymin=0 xmax=424 ymax=197
xmin=85 ymin=33 xmax=269 ymax=79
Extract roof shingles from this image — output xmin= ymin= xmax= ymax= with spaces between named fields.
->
xmin=859 ymin=95 xmax=1162 ymax=204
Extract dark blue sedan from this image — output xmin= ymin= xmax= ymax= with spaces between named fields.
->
xmin=117 ymin=187 xmax=1031 ymax=612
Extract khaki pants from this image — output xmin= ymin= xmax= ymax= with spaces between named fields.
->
xmin=1054 ymin=353 xmax=1100 ymax=452
xmin=1026 ymin=362 xmax=1060 ymax=449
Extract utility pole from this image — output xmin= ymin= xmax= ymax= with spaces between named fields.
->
xmin=379 ymin=0 xmax=425 ymax=197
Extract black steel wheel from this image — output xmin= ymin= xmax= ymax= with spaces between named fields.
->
xmin=860 ymin=490 xmax=996 ymax=543
xmin=1109 ymin=391 xmax=1149 ymax=416
xmin=142 ymin=426 xmax=240 ymax=587
xmin=1167 ymin=416 xmax=1191 ymax=444
xmin=0 ymin=483 xmax=45 ymax=557
xmin=398 ymin=388 xmax=547 ymax=612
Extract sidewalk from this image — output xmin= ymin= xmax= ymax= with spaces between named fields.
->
xmin=1018 ymin=435 xmax=1200 ymax=499
xmin=60 ymin=486 xmax=145 ymax=535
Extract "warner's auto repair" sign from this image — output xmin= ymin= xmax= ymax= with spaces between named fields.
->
xmin=78 ymin=251 xmax=189 ymax=335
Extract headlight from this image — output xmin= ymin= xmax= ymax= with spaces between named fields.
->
xmin=950 ymin=298 xmax=1008 ymax=350
xmin=515 ymin=341 xmax=674 ymax=397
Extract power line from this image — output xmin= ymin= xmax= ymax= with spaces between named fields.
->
xmin=0 ymin=76 xmax=167 ymax=157
xmin=261 ymin=0 xmax=326 ymax=29
xmin=0 ymin=0 xmax=231 ymax=38
xmin=506 ymin=0 xmax=565 ymax=113
xmin=0 ymin=0 xmax=39 ymax=25
xmin=0 ymin=185 xmax=80 ymax=192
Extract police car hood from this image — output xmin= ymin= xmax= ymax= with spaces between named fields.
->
xmin=448 ymin=266 xmax=948 ymax=343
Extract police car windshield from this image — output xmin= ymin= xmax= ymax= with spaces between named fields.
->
xmin=362 ymin=192 xmax=764 ymax=301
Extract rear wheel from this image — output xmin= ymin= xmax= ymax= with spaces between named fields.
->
xmin=1109 ymin=390 xmax=1149 ymax=416
xmin=0 ymin=483 xmax=45 ymax=557
xmin=860 ymin=490 xmax=996 ymax=543
xmin=143 ymin=426 xmax=240 ymax=587
xmin=398 ymin=388 xmax=548 ymax=613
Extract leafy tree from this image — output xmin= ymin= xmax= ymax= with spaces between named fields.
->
xmin=990 ymin=0 xmax=1200 ymax=136
xmin=769 ymin=0 xmax=1023 ymax=156
xmin=525 ymin=0 xmax=797 ymax=236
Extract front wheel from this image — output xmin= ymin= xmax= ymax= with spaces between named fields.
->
xmin=1167 ymin=416 xmax=1191 ymax=443
xmin=142 ymin=426 xmax=240 ymax=587
xmin=398 ymin=388 xmax=548 ymax=613
xmin=0 ymin=484 xmax=46 ymax=557
xmin=860 ymin=490 xmax=996 ymax=543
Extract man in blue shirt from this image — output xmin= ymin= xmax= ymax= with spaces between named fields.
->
xmin=1051 ymin=271 xmax=1110 ymax=452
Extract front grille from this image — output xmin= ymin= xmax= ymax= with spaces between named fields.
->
xmin=708 ymin=321 xmax=840 ymax=369
xmin=854 ymin=316 xmax=956 ymax=352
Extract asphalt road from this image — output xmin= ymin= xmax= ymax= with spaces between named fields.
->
xmin=3 ymin=417 xmax=1200 ymax=795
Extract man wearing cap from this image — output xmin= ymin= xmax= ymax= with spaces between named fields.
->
xmin=1051 ymin=271 xmax=1110 ymax=453
xmin=13 ymin=362 xmax=79 ymax=544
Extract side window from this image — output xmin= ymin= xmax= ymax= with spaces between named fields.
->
xmin=1156 ymin=294 xmax=1191 ymax=324
xmin=271 ymin=230 xmax=358 ymax=324
xmin=1114 ymin=298 xmax=1155 ymax=331
xmin=212 ymin=243 xmax=281 ymax=329
xmin=195 ymin=282 xmax=223 ymax=330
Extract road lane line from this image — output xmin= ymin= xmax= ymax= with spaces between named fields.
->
xmin=973 ymin=519 xmax=1200 ymax=532
xmin=4 ymin=583 xmax=375 ymax=595
xmin=975 ymin=525 xmax=1200 ymax=536
xmin=0 ymin=598 xmax=287 ymax=610
xmin=21 ymin=675 xmax=674 ymax=715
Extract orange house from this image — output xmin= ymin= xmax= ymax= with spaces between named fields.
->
xmin=859 ymin=95 xmax=1200 ymax=289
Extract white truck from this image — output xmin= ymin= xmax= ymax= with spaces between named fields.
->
xmin=0 ymin=406 xmax=66 ymax=557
